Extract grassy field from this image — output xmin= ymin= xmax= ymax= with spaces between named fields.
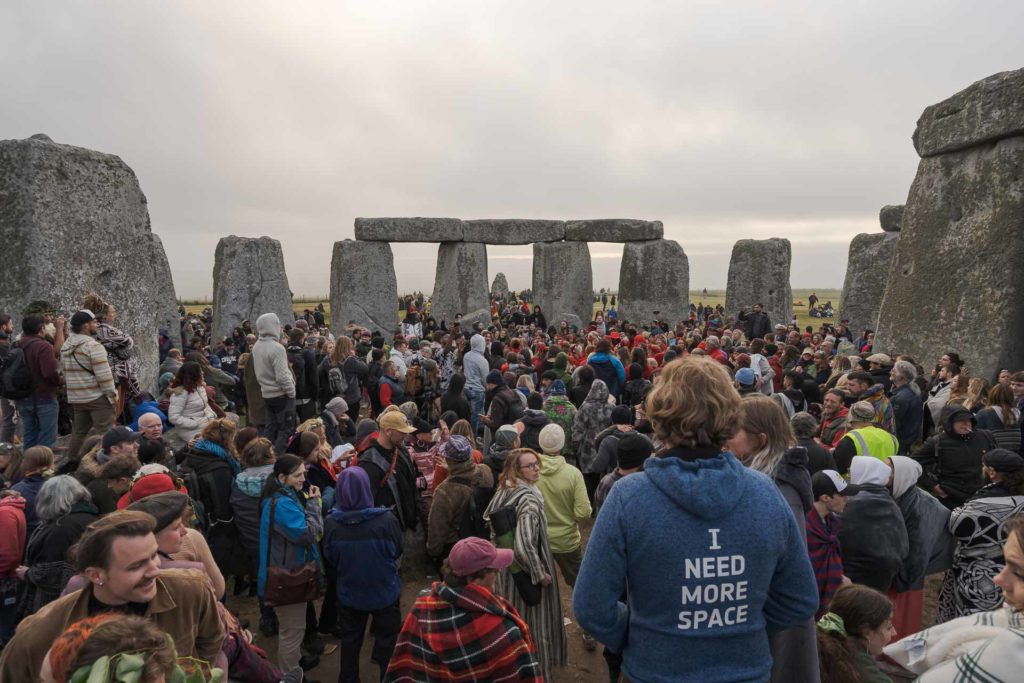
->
xmin=182 ymin=288 xmax=842 ymax=330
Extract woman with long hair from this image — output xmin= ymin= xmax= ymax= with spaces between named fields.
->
xmin=816 ymin=584 xmax=895 ymax=683
xmin=259 ymin=454 xmax=324 ymax=673
xmin=962 ymin=377 xmax=990 ymax=413
xmin=81 ymin=293 xmax=140 ymax=416
xmin=167 ymin=362 xmax=216 ymax=449
xmin=12 ymin=445 xmax=55 ymax=541
xmin=483 ymin=448 xmax=565 ymax=678
xmin=823 ymin=355 xmax=853 ymax=392
xmin=0 ymin=442 xmax=23 ymax=488
xmin=976 ymin=382 xmax=1021 ymax=451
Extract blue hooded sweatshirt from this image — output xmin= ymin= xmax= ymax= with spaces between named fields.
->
xmin=322 ymin=467 xmax=403 ymax=611
xmin=587 ymin=352 xmax=626 ymax=399
xmin=573 ymin=447 xmax=818 ymax=683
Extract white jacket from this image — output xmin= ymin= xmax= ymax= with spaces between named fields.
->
xmin=168 ymin=386 xmax=215 ymax=443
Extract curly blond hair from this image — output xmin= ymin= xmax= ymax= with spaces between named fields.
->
xmin=646 ymin=356 xmax=740 ymax=449
xmin=80 ymin=293 xmax=110 ymax=318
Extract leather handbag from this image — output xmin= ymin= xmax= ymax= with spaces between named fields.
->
xmin=262 ymin=497 xmax=322 ymax=607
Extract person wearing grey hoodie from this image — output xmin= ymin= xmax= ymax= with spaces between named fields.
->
xmin=253 ymin=313 xmax=296 ymax=453
xmin=462 ymin=334 xmax=489 ymax=432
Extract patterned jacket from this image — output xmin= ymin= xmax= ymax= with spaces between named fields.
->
xmin=385 ymin=581 xmax=543 ymax=682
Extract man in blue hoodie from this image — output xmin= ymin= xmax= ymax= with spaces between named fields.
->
xmin=323 ymin=466 xmax=403 ymax=683
xmin=574 ymin=357 xmax=819 ymax=683
xmin=462 ymin=334 xmax=490 ymax=432
xmin=586 ymin=340 xmax=626 ymax=402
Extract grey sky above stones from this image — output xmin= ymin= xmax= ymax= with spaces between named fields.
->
xmin=3 ymin=1 xmax=1021 ymax=299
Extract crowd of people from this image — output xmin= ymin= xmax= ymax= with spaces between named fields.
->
xmin=0 ymin=288 xmax=1022 ymax=682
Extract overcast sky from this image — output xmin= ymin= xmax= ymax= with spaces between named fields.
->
xmin=3 ymin=1 xmax=1022 ymax=298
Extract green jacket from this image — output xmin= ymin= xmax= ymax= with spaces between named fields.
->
xmin=536 ymin=453 xmax=591 ymax=554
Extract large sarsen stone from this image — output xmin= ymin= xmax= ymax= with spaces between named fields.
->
xmin=838 ymin=232 xmax=898 ymax=337
xmin=532 ymin=241 xmax=593 ymax=328
xmin=148 ymin=234 xmax=181 ymax=349
xmin=212 ymin=236 xmax=294 ymax=341
xmin=491 ymin=272 xmax=509 ymax=298
xmin=564 ymin=219 xmax=663 ymax=242
xmin=462 ymin=219 xmax=565 ymax=244
xmin=331 ymin=240 xmax=398 ymax=334
xmin=0 ymin=135 xmax=164 ymax=389
xmin=431 ymin=242 xmax=489 ymax=326
xmin=724 ymin=238 xmax=792 ymax=328
xmin=618 ymin=239 xmax=689 ymax=324
xmin=355 ymin=217 xmax=463 ymax=242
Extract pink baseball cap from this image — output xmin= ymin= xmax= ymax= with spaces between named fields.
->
xmin=448 ymin=537 xmax=514 ymax=577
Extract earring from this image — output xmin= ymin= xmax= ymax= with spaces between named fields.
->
xmin=98 ymin=581 xmax=104 ymax=586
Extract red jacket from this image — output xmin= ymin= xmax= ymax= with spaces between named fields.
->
xmin=0 ymin=496 xmax=26 ymax=576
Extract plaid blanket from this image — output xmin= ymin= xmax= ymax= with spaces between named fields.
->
xmin=385 ymin=581 xmax=543 ymax=682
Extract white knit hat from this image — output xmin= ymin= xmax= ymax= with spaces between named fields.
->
xmin=538 ymin=423 xmax=565 ymax=454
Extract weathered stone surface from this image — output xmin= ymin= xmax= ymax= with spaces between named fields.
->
xmin=0 ymin=135 xmax=163 ymax=389
xmin=838 ymin=232 xmax=898 ymax=336
xmin=491 ymin=272 xmax=509 ymax=298
xmin=880 ymin=205 xmax=904 ymax=232
xmin=724 ymin=238 xmax=792 ymax=327
xmin=532 ymin=241 xmax=593 ymax=328
xmin=462 ymin=219 xmax=565 ymax=244
xmin=148 ymin=234 xmax=181 ymax=349
xmin=618 ymin=240 xmax=689 ymax=323
xmin=354 ymin=217 xmax=463 ymax=242
xmin=914 ymin=68 xmax=1024 ymax=157
xmin=876 ymin=135 xmax=1024 ymax=380
xmin=564 ymin=219 xmax=663 ymax=242
xmin=330 ymin=240 xmax=398 ymax=334
xmin=212 ymin=236 xmax=294 ymax=341
xmin=431 ymin=242 xmax=489 ymax=325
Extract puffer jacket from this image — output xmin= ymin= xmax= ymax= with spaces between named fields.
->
xmin=426 ymin=459 xmax=494 ymax=558
xmin=518 ymin=409 xmax=551 ymax=451
xmin=167 ymin=386 xmax=215 ymax=444
xmin=912 ymin=404 xmax=995 ymax=509
xmin=572 ymin=380 xmax=613 ymax=474
xmin=230 ymin=464 xmax=274 ymax=567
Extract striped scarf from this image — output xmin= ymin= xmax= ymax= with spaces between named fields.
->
xmin=806 ymin=507 xmax=844 ymax=619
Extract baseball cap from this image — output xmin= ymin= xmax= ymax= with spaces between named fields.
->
xmin=102 ymin=426 xmax=141 ymax=450
xmin=811 ymin=470 xmax=861 ymax=499
xmin=867 ymin=353 xmax=892 ymax=365
xmin=447 ymin=537 xmax=514 ymax=577
xmin=378 ymin=411 xmax=416 ymax=433
xmin=70 ymin=309 xmax=96 ymax=327
xmin=735 ymin=367 xmax=756 ymax=386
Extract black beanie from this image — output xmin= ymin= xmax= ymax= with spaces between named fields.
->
xmin=617 ymin=433 xmax=653 ymax=470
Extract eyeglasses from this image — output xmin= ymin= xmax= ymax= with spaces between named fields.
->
xmin=519 ymin=461 xmax=541 ymax=471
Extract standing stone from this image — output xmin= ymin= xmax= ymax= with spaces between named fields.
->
xmin=532 ymin=241 xmax=593 ymax=328
xmin=491 ymin=272 xmax=509 ymax=298
xmin=876 ymin=135 xmax=1024 ymax=380
xmin=724 ymin=238 xmax=792 ymax=328
xmin=838 ymin=233 xmax=898 ymax=337
xmin=0 ymin=135 xmax=163 ymax=390
xmin=148 ymin=234 xmax=181 ymax=349
xmin=212 ymin=236 xmax=294 ymax=342
xmin=330 ymin=240 xmax=398 ymax=334
xmin=564 ymin=219 xmax=663 ymax=242
xmin=618 ymin=239 xmax=689 ymax=323
xmin=880 ymin=205 xmax=904 ymax=232
xmin=431 ymin=242 xmax=490 ymax=326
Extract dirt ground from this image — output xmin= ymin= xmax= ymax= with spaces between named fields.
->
xmin=237 ymin=512 xmax=943 ymax=683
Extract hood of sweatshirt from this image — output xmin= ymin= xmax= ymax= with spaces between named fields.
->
xmin=235 ymin=464 xmax=274 ymax=496
xmin=0 ymin=496 xmax=25 ymax=513
xmin=584 ymin=379 xmax=610 ymax=404
xmin=942 ymin=404 xmax=977 ymax=437
xmin=888 ymin=455 xmax=922 ymax=498
xmin=644 ymin=450 xmax=748 ymax=520
xmin=774 ymin=447 xmax=813 ymax=514
xmin=329 ymin=506 xmax=391 ymax=525
xmin=539 ymin=452 xmax=566 ymax=476
xmin=470 ymin=334 xmax=486 ymax=354
xmin=521 ymin=409 xmax=550 ymax=428
xmin=256 ymin=313 xmax=281 ymax=338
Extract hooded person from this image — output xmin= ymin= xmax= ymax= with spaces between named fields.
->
xmin=517 ymin=409 xmax=551 ymax=452
xmin=620 ymin=362 xmax=651 ymax=409
xmin=586 ymin=340 xmax=626 ymax=402
xmin=572 ymin=379 xmax=614 ymax=503
xmin=886 ymin=455 xmax=953 ymax=639
xmin=912 ymin=403 xmax=996 ymax=510
xmin=322 ymin=466 xmax=403 ymax=683
xmin=552 ymin=352 xmax=573 ymax=387
xmin=536 ymin=424 xmax=592 ymax=591
xmin=936 ymin=448 xmax=1024 ymax=622
xmin=483 ymin=424 xmax=520 ymax=489
xmin=592 ymin=405 xmax=636 ymax=478
xmin=837 ymin=455 xmax=910 ymax=593
xmin=541 ymin=380 xmax=576 ymax=460
xmin=252 ymin=313 xmax=296 ymax=454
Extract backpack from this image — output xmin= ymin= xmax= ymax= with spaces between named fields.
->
xmin=449 ymin=475 xmax=491 ymax=540
xmin=405 ymin=361 xmax=424 ymax=397
xmin=0 ymin=346 xmax=34 ymax=400
xmin=328 ymin=362 xmax=349 ymax=396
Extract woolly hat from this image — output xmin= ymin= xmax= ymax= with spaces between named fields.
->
xmin=611 ymin=405 xmax=632 ymax=425
xmin=617 ymin=433 xmax=653 ymax=470
xmin=538 ymin=423 xmax=565 ymax=454
xmin=494 ymin=424 xmax=520 ymax=449
xmin=549 ymin=380 xmax=567 ymax=396
xmin=486 ymin=369 xmax=504 ymax=386
xmin=735 ymin=367 xmax=757 ymax=387
xmin=443 ymin=435 xmax=473 ymax=462
xmin=849 ymin=401 xmax=876 ymax=423
xmin=127 ymin=491 xmax=189 ymax=532
xmin=116 ymin=466 xmax=188 ymax=509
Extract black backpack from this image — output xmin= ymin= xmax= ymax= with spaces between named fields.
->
xmin=449 ymin=475 xmax=492 ymax=540
xmin=0 ymin=346 xmax=34 ymax=400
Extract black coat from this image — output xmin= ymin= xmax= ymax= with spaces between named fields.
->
xmin=912 ymin=405 xmax=995 ymax=509
xmin=837 ymin=483 xmax=910 ymax=592
xmin=797 ymin=438 xmax=836 ymax=476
